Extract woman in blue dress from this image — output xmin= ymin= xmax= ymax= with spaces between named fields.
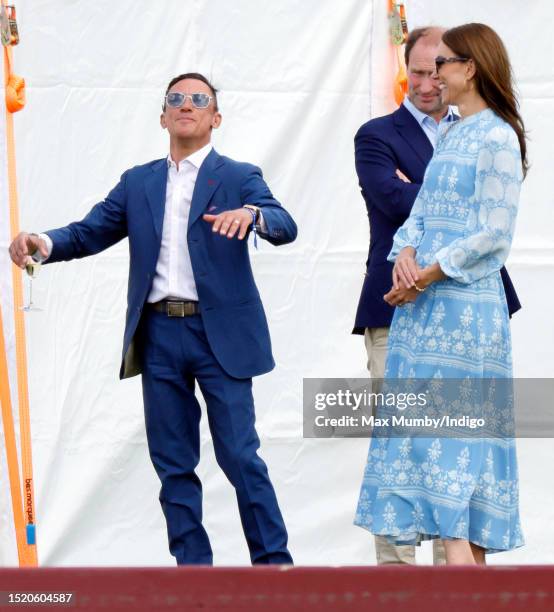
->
xmin=355 ymin=23 xmax=528 ymax=564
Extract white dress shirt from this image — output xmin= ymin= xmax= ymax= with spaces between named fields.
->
xmin=402 ymin=96 xmax=455 ymax=148
xmin=147 ymin=143 xmax=213 ymax=302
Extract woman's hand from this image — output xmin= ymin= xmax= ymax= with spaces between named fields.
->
xmin=384 ymin=284 xmax=419 ymax=306
xmin=419 ymin=263 xmax=447 ymax=287
xmin=393 ymin=246 xmax=421 ymax=290
xmin=385 ymin=262 xmax=448 ymax=307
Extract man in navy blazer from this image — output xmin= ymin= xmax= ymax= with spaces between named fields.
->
xmin=352 ymin=28 xmax=520 ymax=565
xmin=10 ymin=73 xmax=296 ymax=565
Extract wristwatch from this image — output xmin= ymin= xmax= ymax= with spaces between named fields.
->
xmin=243 ymin=205 xmax=260 ymax=224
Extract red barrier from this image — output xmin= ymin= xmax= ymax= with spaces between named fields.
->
xmin=0 ymin=566 xmax=553 ymax=611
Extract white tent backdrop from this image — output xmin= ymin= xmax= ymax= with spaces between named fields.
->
xmin=0 ymin=0 xmax=552 ymax=566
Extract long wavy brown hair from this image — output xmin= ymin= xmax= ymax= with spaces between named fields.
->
xmin=442 ymin=23 xmax=528 ymax=178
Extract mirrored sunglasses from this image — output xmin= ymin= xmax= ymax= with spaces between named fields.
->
xmin=165 ymin=92 xmax=213 ymax=109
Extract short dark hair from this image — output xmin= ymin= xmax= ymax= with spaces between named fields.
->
xmin=163 ymin=72 xmax=219 ymax=111
xmin=404 ymin=27 xmax=442 ymax=67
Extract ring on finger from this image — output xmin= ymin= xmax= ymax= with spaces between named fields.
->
xmin=233 ymin=219 xmax=240 ymax=224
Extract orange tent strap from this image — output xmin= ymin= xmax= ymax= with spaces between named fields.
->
xmin=0 ymin=305 xmax=27 ymax=564
xmin=3 ymin=21 xmax=37 ymax=566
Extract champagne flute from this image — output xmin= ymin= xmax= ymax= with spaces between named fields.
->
xmin=21 ymin=260 xmax=43 ymax=311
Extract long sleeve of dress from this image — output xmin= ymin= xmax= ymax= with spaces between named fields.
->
xmin=434 ymin=125 xmax=522 ymax=284
xmin=387 ymin=187 xmax=426 ymax=262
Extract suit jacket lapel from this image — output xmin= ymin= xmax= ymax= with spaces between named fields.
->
xmin=393 ymin=104 xmax=434 ymax=165
xmin=188 ymin=148 xmax=223 ymax=229
xmin=144 ymin=159 xmax=169 ymax=240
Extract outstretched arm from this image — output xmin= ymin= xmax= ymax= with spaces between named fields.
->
xmin=35 ymin=171 xmax=130 ymax=265
xmin=202 ymin=165 xmax=297 ymax=246
xmin=239 ymin=165 xmax=297 ymax=246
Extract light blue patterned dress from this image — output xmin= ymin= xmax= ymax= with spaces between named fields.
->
xmin=354 ymin=109 xmax=524 ymax=553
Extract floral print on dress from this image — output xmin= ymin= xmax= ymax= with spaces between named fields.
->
xmin=354 ymin=109 xmax=524 ymax=553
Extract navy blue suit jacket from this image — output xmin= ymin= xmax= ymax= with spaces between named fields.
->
xmin=45 ymin=149 xmax=297 ymax=379
xmin=353 ymin=104 xmax=521 ymax=333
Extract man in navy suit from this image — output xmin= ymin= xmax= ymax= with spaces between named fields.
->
xmin=352 ymin=28 xmax=520 ymax=565
xmin=10 ymin=73 xmax=295 ymax=566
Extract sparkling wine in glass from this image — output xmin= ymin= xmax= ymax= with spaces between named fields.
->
xmin=21 ymin=260 xmax=43 ymax=311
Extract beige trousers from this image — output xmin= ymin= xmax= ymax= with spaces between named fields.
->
xmin=364 ymin=327 xmax=446 ymax=566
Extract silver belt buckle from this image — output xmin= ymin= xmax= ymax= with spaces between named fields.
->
xmin=167 ymin=301 xmax=185 ymax=317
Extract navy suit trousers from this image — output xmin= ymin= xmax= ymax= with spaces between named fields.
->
xmin=140 ymin=309 xmax=292 ymax=565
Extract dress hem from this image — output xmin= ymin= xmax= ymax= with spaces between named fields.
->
xmin=353 ymin=520 xmax=524 ymax=555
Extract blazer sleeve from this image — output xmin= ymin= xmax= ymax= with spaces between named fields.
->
xmin=355 ymin=123 xmax=421 ymax=224
xmin=45 ymin=171 xmax=129 ymax=263
xmin=240 ymin=164 xmax=297 ymax=246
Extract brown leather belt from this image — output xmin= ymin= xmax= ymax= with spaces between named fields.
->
xmin=148 ymin=300 xmax=200 ymax=317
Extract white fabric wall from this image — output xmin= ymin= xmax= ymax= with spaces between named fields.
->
xmin=0 ymin=0 xmax=552 ymax=566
